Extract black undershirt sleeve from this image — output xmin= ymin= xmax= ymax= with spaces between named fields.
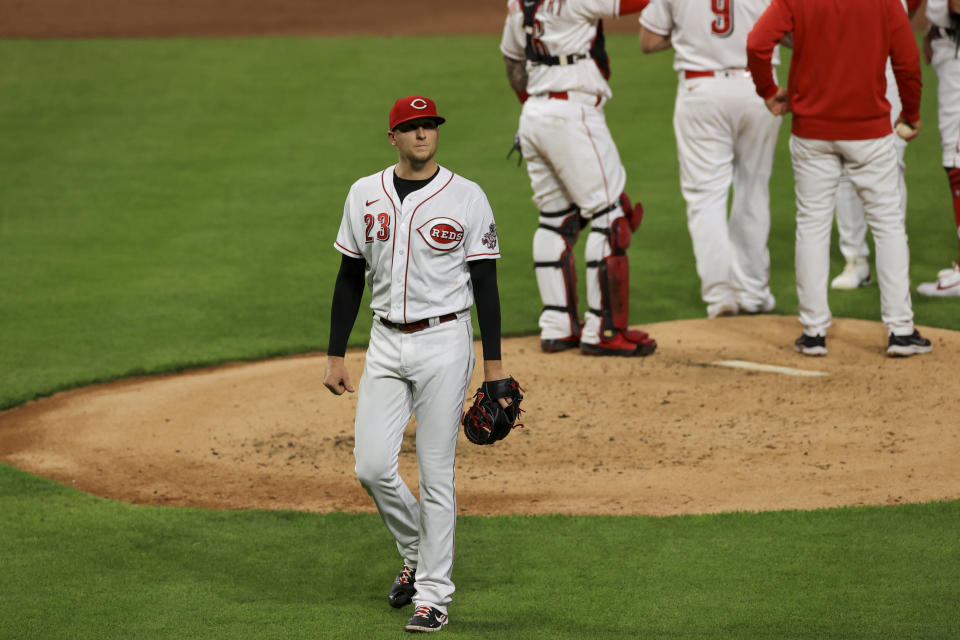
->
xmin=327 ymin=254 xmax=366 ymax=357
xmin=468 ymin=259 xmax=502 ymax=361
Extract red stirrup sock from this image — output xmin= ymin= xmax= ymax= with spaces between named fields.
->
xmin=949 ymin=167 xmax=960 ymax=261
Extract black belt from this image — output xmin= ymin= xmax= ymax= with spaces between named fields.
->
xmin=379 ymin=312 xmax=458 ymax=333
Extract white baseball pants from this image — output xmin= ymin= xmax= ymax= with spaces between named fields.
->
xmin=353 ymin=315 xmax=475 ymax=614
xmin=833 ymin=62 xmax=907 ymax=261
xmin=673 ymin=73 xmax=780 ymax=316
xmin=931 ymin=37 xmax=960 ymax=169
xmin=519 ymin=94 xmax=626 ymax=214
xmin=519 ymin=94 xmax=628 ymax=343
xmin=790 ymin=134 xmax=915 ymax=337
xmin=834 ymin=138 xmax=906 ymax=261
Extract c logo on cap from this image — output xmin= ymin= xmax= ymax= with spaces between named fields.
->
xmin=410 ymin=98 xmax=428 ymax=109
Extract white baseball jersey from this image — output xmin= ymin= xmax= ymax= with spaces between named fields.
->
xmin=640 ymin=0 xmax=780 ymax=71
xmin=500 ymin=0 xmax=622 ymax=99
xmin=335 ymin=165 xmax=501 ymax=324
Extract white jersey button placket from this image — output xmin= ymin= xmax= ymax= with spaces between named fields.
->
xmin=391 ymin=197 xmax=413 ymax=319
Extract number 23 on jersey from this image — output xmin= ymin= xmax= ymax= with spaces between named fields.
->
xmin=364 ymin=212 xmax=390 ymax=243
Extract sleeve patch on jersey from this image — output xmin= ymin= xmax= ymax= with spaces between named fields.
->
xmin=417 ymin=217 xmax=465 ymax=252
xmin=481 ymin=223 xmax=499 ymax=250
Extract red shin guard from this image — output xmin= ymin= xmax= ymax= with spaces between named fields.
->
xmin=597 ymin=253 xmax=630 ymax=340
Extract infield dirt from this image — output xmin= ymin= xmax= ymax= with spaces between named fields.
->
xmin=1 ymin=1 xmax=956 ymax=516
xmin=2 ymin=316 xmax=958 ymax=516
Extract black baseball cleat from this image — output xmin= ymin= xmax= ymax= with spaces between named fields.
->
xmin=794 ymin=334 xmax=827 ymax=356
xmin=405 ymin=605 xmax=449 ymax=633
xmin=388 ymin=565 xmax=416 ymax=609
xmin=541 ymin=336 xmax=579 ymax=352
xmin=886 ymin=330 xmax=932 ymax=357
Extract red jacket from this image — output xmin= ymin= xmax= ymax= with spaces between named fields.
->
xmin=747 ymin=0 xmax=922 ymax=140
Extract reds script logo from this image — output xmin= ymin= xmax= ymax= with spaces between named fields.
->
xmin=417 ymin=217 xmax=465 ymax=252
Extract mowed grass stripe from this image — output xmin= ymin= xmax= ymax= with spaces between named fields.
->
xmin=1 ymin=463 xmax=958 ymax=639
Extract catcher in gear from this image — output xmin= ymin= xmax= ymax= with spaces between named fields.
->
xmin=500 ymin=0 xmax=658 ymax=357
xmin=463 ymin=376 xmax=524 ymax=445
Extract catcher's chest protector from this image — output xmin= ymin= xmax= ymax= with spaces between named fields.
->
xmin=522 ymin=0 xmax=611 ymax=78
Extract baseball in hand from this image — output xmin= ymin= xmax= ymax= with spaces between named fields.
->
xmin=895 ymin=122 xmax=914 ymax=139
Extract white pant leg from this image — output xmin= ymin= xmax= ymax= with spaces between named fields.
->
xmin=834 ymin=60 xmax=908 ymax=263
xmin=674 ymin=77 xmax=737 ymax=314
xmin=834 ymin=174 xmax=871 ymax=261
xmin=353 ymin=321 xmax=421 ymax=567
xmin=519 ymin=97 xmax=626 ymax=213
xmin=520 ymin=103 xmax=580 ymax=341
xmin=790 ymin=135 xmax=842 ymax=336
xmin=519 ymin=107 xmax=575 ymax=214
xmin=885 ymin=59 xmax=909 ymax=215
xmin=834 ymin=140 xmax=906 ymax=262
xmin=404 ymin=317 xmax=475 ymax=612
xmin=575 ymin=104 xmax=628 ymax=342
xmin=567 ymin=104 xmax=627 ymax=212
xmin=729 ymin=80 xmax=780 ymax=309
xmin=839 ymin=136 xmax=915 ymax=335
xmin=932 ymin=38 xmax=960 ymax=169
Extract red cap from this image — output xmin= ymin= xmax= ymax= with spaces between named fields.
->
xmin=388 ymin=95 xmax=446 ymax=131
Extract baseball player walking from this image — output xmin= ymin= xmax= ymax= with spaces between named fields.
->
xmin=916 ymin=0 xmax=960 ymax=297
xmin=829 ymin=0 xmax=921 ymax=292
xmin=638 ymin=0 xmax=781 ymax=319
xmin=324 ymin=95 xmax=514 ymax=633
xmin=500 ymin=0 xmax=658 ymax=357
xmin=748 ymin=0 xmax=932 ymax=357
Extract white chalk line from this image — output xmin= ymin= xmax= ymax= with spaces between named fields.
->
xmin=710 ymin=360 xmax=829 ymax=377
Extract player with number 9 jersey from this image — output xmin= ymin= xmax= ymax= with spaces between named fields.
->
xmin=640 ymin=0 xmax=781 ymax=319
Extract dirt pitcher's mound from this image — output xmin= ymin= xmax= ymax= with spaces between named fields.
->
xmin=1 ymin=315 xmax=958 ymax=516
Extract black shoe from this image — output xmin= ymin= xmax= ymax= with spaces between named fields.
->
xmin=388 ymin=566 xmax=416 ymax=609
xmin=886 ymin=330 xmax=932 ymax=357
xmin=405 ymin=605 xmax=448 ymax=633
xmin=541 ymin=336 xmax=579 ymax=352
xmin=794 ymin=334 xmax=827 ymax=356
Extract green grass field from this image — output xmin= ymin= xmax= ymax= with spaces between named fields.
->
xmin=1 ymin=35 xmax=958 ymax=638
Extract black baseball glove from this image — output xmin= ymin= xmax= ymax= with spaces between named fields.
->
xmin=462 ymin=377 xmax=524 ymax=445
